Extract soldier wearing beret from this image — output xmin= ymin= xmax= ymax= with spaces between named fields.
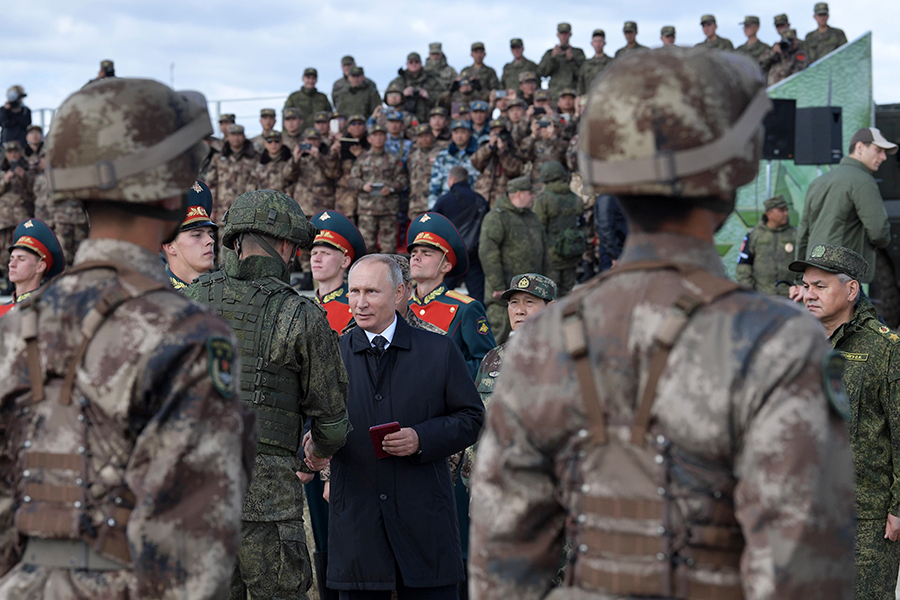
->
xmin=0 ymin=218 xmax=64 ymax=317
xmin=161 ymin=181 xmax=217 ymax=291
xmin=614 ymin=21 xmax=648 ymax=57
xmin=285 ymin=67 xmax=334 ymax=129
xmin=805 ymin=2 xmax=848 ymax=63
xmin=695 ymin=14 xmax=735 ymax=50
xmin=206 ymin=124 xmax=258 ymax=245
xmin=660 ymin=25 xmax=677 ymax=46
xmin=736 ymin=16 xmax=771 ymax=61
xmin=460 ymin=42 xmax=501 ymax=97
xmin=501 ymin=38 xmax=540 ymax=93
xmin=250 ymin=108 xmax=278 ymax=153
xmin=337 ymin=66 xmax=382 ymax=124
xmin=478 ymin=176 xmax=551 ymax=343
xmin=538 ymin=23 xmax=586 ymax=97
xmin=332 ymin=55 xmax=379 ymax=110
xmin=578 ymin=29 xmax=613 ymax=96
xmin=389 ymin=52 xmax=444 ymax=124
xmin=736 ymin=195 xmax=797 ymax=297
xmin=408 ymin=211 xmax=496 ymax=377
xmin=790 ymin=244 xmax=900 ymax=598
xmin=425 ymin=42 xmax=459 ymax=91
xmin=281 ymin=106 xmax=305 ymax=152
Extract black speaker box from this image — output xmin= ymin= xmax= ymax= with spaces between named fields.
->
xmin=794 ymin=107 xmax=842 ymax=165
xmin=875 ymin=104 xmax=900 ymax=200
xmin=762 ymin=99 xmax=795 ymax=160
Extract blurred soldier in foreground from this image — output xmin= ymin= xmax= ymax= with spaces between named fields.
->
xmin=790 ymin=244 xmax=900 ymax=599
xmin=187 ymin=189 xmax=350 ymax=600
xmin=470 ymin=46 xmax=855 ymax=600
xmin=0 ymin=218 xmax=64 ymax=317
xmin=0 ymin=77 xmax=255 ymax=599
xmin=735 ymin=195 xmax=797 ymax=297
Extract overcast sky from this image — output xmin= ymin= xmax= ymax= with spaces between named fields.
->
xmin=5 ymin=1 xmax=898 ymax=136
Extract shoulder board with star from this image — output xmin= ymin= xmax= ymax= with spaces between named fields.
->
xmin=445 ymin=290 xmax=475 ymax=304
xmin=867 ymin=320 xmax=900 ymax=344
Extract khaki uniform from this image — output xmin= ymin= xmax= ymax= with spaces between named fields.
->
xmin=0 ymin=238 xmax=255 ymax=599
xmin=407 ymin=143 xmax=443 ymax=220
xmin=469 ymin=232 xmax=856 ymax=600
xmin=206 ymin=141 xmax=258 ymax=223
xmin=0 ymin=165 xmax=34 ymax=276
xmin=334 ymin=157 xmax=359 ymax=220
xmin=252 ymin=146 xmax=292 ymax=193
xmin=283 ymin=152 xmax=341 ymax=216
xmin=348 ymin=149 xmax=407 ymax=253
xmin=471 ymin=143 xmax=525 ymax=207
xmin=735 ymin=220 xmax=797 ymax=297
xmin=759 ymin=46 xmax=809 ymax=86
xmin=805 ymin=25 xmax=848 ymax=63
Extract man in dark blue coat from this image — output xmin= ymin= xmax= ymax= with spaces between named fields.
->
xmin=328 ymin=253 xmax=484 ymax=599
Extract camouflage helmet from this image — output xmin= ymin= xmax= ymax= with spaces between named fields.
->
xmin=222 ymin=189 xmax=316 ymax=251
xmin=578 ymin=47 xmax=771 ymax=208
xmin=45 ymin=78 xmax=212 ymax=204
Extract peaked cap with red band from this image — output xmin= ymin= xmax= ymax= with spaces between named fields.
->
xmin=406 ymin=212 xmax=469 ymax=278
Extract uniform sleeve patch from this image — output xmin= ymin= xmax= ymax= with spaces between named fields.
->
xmin=823 ymin=351 xmax=850 ymax=421
xmin=477 ymin=317 xmax=490 ymax=335
xmin=207 ymin=336 xmax=235 ymax=398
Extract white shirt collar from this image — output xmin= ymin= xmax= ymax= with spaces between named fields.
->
xmin=364 ymin=314 xmax=398 ymax=349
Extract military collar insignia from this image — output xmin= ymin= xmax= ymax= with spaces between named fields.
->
xmin=422 ymin=284 xmax=446 ymax=304
xmin=323 ymin=286 xmax=346 ymax=303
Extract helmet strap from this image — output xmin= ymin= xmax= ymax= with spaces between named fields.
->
xmin=109 ymin=192 xmax=189 ymax=244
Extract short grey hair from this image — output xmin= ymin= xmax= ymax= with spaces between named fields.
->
xmin=349 ymin=253 xmax=403 ymax=290
xmin=837 ymin=273 xmax=853 ymax=284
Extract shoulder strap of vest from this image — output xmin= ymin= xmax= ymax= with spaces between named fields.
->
xmin=562 ymin=260 xmax=740 ymax=447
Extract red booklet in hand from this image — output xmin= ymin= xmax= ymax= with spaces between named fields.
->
xmin=369 ymin=422 xmax=401 ymax=459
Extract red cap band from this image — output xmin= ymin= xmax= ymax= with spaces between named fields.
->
xmin=13 ymin=235 xmax=53 ymax=270
xmin=411 ymin=232 xmax=457 ymax=267
xmin=314 ymin=230 xmax=356 ymax=261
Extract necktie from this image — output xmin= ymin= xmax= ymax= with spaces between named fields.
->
xmin=371 ymin=335 xmax=388 ymax=360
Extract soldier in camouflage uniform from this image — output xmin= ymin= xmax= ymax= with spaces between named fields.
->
xmin=285 ymin=129 xmax=341 ymax=216
xmin=804 ymin=2 xmax=848 ymax=63
xmin=736 ymin=195 xmax=797 ymax=297
xmin=470 ymin=46 xmax=855 ymax=600
xmin=333 ymin=115 xmax=369 ymax=221
xmin=186 ymin=189 xmax=350 ymax=600
xmin=694 ymin=15 xmax=735 ymax=50
xmin=384 ymin=111 xmax=412 ymax=164
xmin=284 ymin=68 xmax=333 ymax=131
xmin=538 ymin=23 xmax=586 ymax=97
xmin=500 ymin=38 xmax=539 ymax=92
xmin=425 ymin=42 xmax=459 ymax=91
xmin=389 ymin=53 xmax=443 ymax=124
xmin=349 ymin=124 xmax=407 ymax=253
xmin=614 ymin=21 xmax=649 ymax=58
xmin=440 ymin=76 xmax=486 ymax=112
xmin=520 ymin=116 xmax=568 ymax=191
xmin=0 ymin=141 xmax=34 ymax=278
xmin=408 ymin=124 xmax=442 ymax=220
xmin=759 ymin=30 xmax=809 ymax=86
xmin=429 ymin=106 xmax=452 ymax=150
xmin=478 ymin=176 xmax=550 ymax=344
xmin=790 ymin=244 xmax=900 ymax=599
xmin=281 ymin=107 xmax=305 ymax=153
xmin=252 ymin=129 xmax=291 ymax=193
xmin=736 ymin=16 xmax=771 ymax=61
xmin=532 ymin=161 xmax=584 ymax=296
xmin=332 ymin=55 xmax=378 ymax=110
xmin=250 ymin=108 xmax=277 ymax=154
xmin=0 ymin=77 xmax=256 ymax=600
xmin=578 ymin=30 xmax=613 ymax=96
xmin=337 ymin=66 xmax=382 ymax=122
xmin=471 ymin=119 xmax=525 ymax=207
xmin=206 ymin=124 xmax=258 ymax=226
xmin=460 ymin=43 xmax=501 ymax=97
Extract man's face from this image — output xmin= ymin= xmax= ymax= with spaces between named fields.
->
xmin=624 ymin=31 xmax=636 ymax=44
xmin=535 ymin=99 xmax=551 ymax=110
xmin=815 ymin=13 xmax=829 ymax=27
xmin=386 ymin=92 xmax=403 ymax=107
xmin=511 ymin=46 xmax=524 ymax=59
xmin=227 ymin=133 xmax=245 ymax=150
xmin=557 ymin=32 xmax=572 ymax=47
xmin=744 ymin=23 xmax=760 ymax=38
xmin=661 ymin=34 xmax=676 ymax=46
xmin=219 ymin=121 xmax=233 ymax=136
xmin=173 ymin=226 xmax=216 ymax=273
xmin=429 ymin=52 xmax=443 ymax=62
xmin=451 ymin=128 xmax=472 ymax=147
xmin=260 ymin=115 xmax=276 ymax=131
xmin=430 ymin=115 xmax=447 ymax=131
xmin=347 ymin=121 xmax=366 ymax=137
xmin=264 ymin=137 xmax=283 ymax=155
xmin=519 ymin=80 xmax=537 ymax=95
xmin=509 ymin=106 xmax=525 ymax=122
xmin=5 ymin=150 xmax=21 ymax=163
xmin=765 ymin=206 xmax=790 ymax=228
xmin=702 ymin=22 xmax=717 ymax=38
xmin=472 ymin=110 xmax=487 ymax=126
xmin=509 ymin=189 xmax=535 ymax=209
xmin=591 ymin=36 xmax=606 ymax=54
xmin=314 ymin=121 xmax=330 ymax=136
xmin=26 ymin=129 xmax=42 ymax=145
xmin=303 ymin=136 xmax=320 ymax=149
xmin=460 ymin=83 xmax=473 ymax=94
xmin=856 ymin=142 xmax=888 ymax=172
xmin=349 ymin=74 xmax=365 ymax=87
xmin=409 ymin=246 xmax=449 ymax=282
xmin=311 ymin=246 xmax=349 ymax=283
xmin=8 ymin=248 xmax=43 ymax=285
xmin=303 ymin=74 xmax=317 ymax=89
xmin=407 ymin=59 xmax=422 ymax=75
xmin=342 ymin=63 xmax=352 ymax=77
xmin=284 ymin=116 xmax=302 ymax=135
xmin=507 ymin=291 xmax=548 ymax=331
xmin=369 ymin=131 xmax=387 ymax=149
xmin=802 ymin=267 xmax=856 ymax=322
xmin=387 ymin=120 xmax=403 ymax=135
xmin=558 ymin=95 xmax=575 ymax=111
xmin=471 ymin=49 xmax=486 ymax=64
xmin=417 ymin=132 xmax=434 ymax=149
xmin=776 ymin=23 xmax=790 ymax=35
xmin=349 ymin=261 xmax=403 ymax=333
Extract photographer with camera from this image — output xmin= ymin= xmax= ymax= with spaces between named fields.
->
xmin=760 ymin=29 xmax=809 ymax=86
xmin=471 ymin=120 xmax=524 ymax=207
xmin=538 ymin=23 xmax=586 ymax=97
xmin=1 ymin=86 xmax=31 ymax=147
xmin=521 ymin=114 xmax=567 ymax=192
xmin=388 ymin=52 xmax=442 ymax=124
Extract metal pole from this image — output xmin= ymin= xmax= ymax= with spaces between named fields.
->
xmin=766 ymin=160 xmax=773 ymax=198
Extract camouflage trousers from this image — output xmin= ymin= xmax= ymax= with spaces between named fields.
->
xmin=358 ymin=214 xmax=398 ymax=254
xmin=408 ymin=195 xmax=429 ymax=222
xmin=53 ymin=222 xmax=90 ymax=269
xmin=0 ymin=227 xmax=13 ymax=277
xmin=0 ymin=563 xmax=135 ymax=599
xmin=486 ymin=303 xmax=512 ymax=345
xmin=856 ymin=518 xmax=900 ymax=600
xmin=335 ymin=188 xmax=357 ymax=222
xmin=547 ymin=268 xmax=576 ymax=297
xmin=230 ymin=519 xmax=312 ymax=600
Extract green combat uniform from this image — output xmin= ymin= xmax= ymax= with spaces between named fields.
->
xmin=478 ymin=177 xmax=551 ymax=343
xmin=789 ymin=244 xmax=900 ymax=600
xmin=577 ymin=52 xmax=613 ymax=96
xmin=284 ymin=69 xmax=334 ymax=130
xmin=805 ymin=3 xmax=848 ymax=64
xmin=532 ymin=161 xmax=585 ymax=296
xmin=735 ymin=195 xmax=797 ymax=297
xmin=186 ymin=190 xmax=351 ymax=600
xmin=538 ymin=48 xmax=586 ymax=97
xmin=500 ymin=40 xmax=539 ymax=91
xmin=736 ymin=39 xmax=770 ymax=61
xmin=614 ymin=22 xmax=648 ymax=58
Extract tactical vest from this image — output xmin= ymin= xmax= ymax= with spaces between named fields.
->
xmin=561 ymin=261 xmax=744 ymax=600
xmin=194 ymin=270 xmax=303 ymax=454
xmin=9 ymin=261 xmax=169 ymax=569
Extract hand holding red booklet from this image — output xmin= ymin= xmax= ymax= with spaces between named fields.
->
xmin=369 ymin=422 xmax=401 ymax=459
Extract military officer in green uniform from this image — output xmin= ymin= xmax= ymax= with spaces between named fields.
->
xmin=804 ymin=2 xmax=848 ymax=63
xmin=790 ymin=244 xmax=900 ymax=600
xmin=500 ymin=38 xmax=539 ymax=92
xmin=186 ymin=189 xmax=351 ymax=600
xmin=284 ymin=68 xmax=334 ymax=129
xmin=735 ymin=195 xmax=797 ymax=297
xmin=614 ymin=21 xmax=648 ymax=57
xmin=736 ymin=16 xmax=770 ymax=60
xmin=695 ymin=14 xmax=734 ymax=50
xmin=163 ymin=180 xmax=217 ymax=291
xmin=408 ymin=212 xmax=497 ymax=379
xmin=577 ymin=29 xmax=613 ymax=96
xmin=538 ymin=23 xmax=586 ymax=96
